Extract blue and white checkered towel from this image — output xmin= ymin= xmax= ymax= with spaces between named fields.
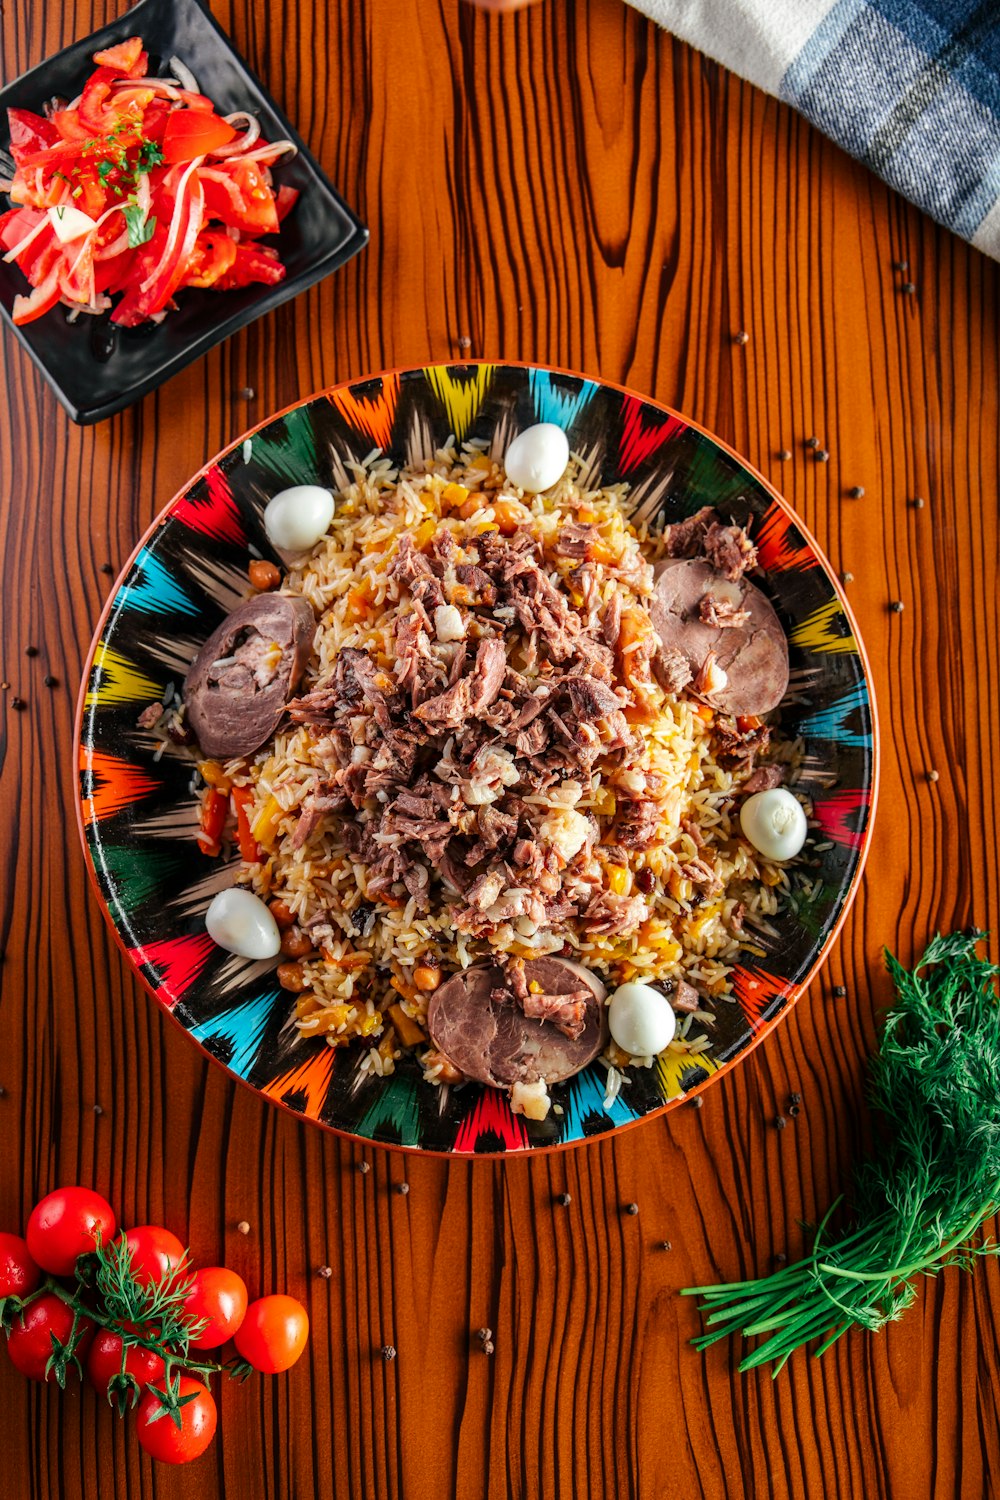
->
xmin=627 ymin=0 xmax=1000 ymax=261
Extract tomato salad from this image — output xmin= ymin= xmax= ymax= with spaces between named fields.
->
xmin=0 ymin=36 xmax=297 ymax=327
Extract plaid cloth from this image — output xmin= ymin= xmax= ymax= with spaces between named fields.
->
xmin=627 ymin=0 xmax=1000 ymax=260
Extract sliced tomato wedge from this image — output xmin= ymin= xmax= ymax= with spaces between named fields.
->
xmin=182 ymin=229 xmax=237 ymax=287
xmin=201 ymin=160 xmax=278 ymax=235
xmin=162 ymin=110 xmax=237 ymax=165
xmin=94 ymin=246 xmax=135 ymax=293
xmin=7 ymin=109 xmax=61 ymax=166
xmin=92 ymin=37 xmax=145 ymax=75
xmin=11 ymin=244 xmax=63 ymax=325
xmin=77 ymin=66 xmax=120 ymax=132
xmin=0 ymin=205 xmax=44 ymax=253
xmin=47 ymin=109 xmax=91 ymax=143
xmin=274 ymin=185 xmax=299 ymax=223
xmin=214 ymin=241 xmax=285 ymax=290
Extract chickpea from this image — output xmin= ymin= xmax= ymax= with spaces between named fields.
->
xmin=280 ymin=925 xmax=313 ymax=959
xmin=268 ymin=899 xmax=296 ymax=930
xmin=277 ymin=962 xmax=308 ymax=993
xmin=413 ymin=964 xmax=442 ymax=992
xmin=248 ymin=559 xmax=281 ymax=592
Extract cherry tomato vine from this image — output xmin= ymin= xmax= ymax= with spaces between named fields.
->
xmin=0 ymin=1187 xmax=309 ymax=1465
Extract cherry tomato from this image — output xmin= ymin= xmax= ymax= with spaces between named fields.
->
xmin=116 ymin=1226 xmax=187 ymax=1287
xmin=26 ymin=1187 xmax=117 ymax=1276
xmin=85 ymin=1328 xmax=164 ymax=1399
xmin=233 ymin=1295 xmax=309 ymax=1373
xmin=183 ymin=1267 xmax=248 ymax=1350
xmin=5 ymin=1293 xmax=94 ymax=1381
xmin=0 ymin=1233 xmax=42 ymax=1300
xmin=135 ymin=1378 xmax=217 ymax=1464
xmin=162 ymin=109 xmax=236 ymax=164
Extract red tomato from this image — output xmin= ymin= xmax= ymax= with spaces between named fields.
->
xmin=85 ymin=1329 xmax=164 ymax=1399
xmin=182 ymin=230 xmax=238 ymax=290
xmin=12 ymin=263 xmax=62 ymax=325
xmin=92 ymin=37 xmax=145 ymax=76
xmin=274 ymin=184 xmax=299 ymax=223
xmin=6 ymin=108 xmax=61 ymax=166
xmin=0 ymin=206 xmax=43 ymax=254
xmin=0 ymin=1233 xmax=41 ymax=1299
xmin=201 ymin=160 xmax=278 ymax=235
xmin=233 ymin=1295 xmax=308 ymax=1373
xmin=25 ymin=1187 xmax=117 ymax=1275
xmin=215 ymin=243 xmax=286 ymax=291
xmin=135 ymin=1378 xmax=217 ymax=1465
xmin=182 ymin=1267 xmax=248 ymax=1350
xmin=5 ymin=1294 xmax=94 ymax=1381
xmin=162 ymin=110 xmax=236 ymax=164
xmin=117 ymin=1225 xmax=187 ymax=1287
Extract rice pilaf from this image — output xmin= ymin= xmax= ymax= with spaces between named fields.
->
xmin=197 ymin=441 xmax=805 ymax=1102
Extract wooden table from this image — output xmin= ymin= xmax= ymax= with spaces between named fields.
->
xmin=2 ymin=1 xmax=998 ymax=1495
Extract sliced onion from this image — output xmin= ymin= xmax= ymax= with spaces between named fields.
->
xmin=167 ymin=56 xmax=200 ymax=94
xmin=139 ymin=155 xmax=203 ymax=294
xmin=211 ymin=111 xmax=262 ymax=157
xmin=241 ymin=139 xmax=298 ymax=164
xmin=2 ymin=213 xmax=50 ymax=263
xmin=110 ymin=77 xmax=186 ymax=103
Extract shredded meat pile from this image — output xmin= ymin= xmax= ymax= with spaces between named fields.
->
xmin=281 ymin=502 xmax=772 ymax=941
xmin=284 ymin=523 xmax=665 ymax=936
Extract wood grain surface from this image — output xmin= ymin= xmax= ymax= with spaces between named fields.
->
xmin=1 ymin=1 xmax=998 ymax=1496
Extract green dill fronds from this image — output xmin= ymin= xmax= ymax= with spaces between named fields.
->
xmin=684 ymin=931 xmax=1000 ymax=1373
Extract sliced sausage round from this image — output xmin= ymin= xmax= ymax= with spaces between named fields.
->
xmin=183 ymin=594 xmax=315 ymax=759
xmin=648 ymin=559 xmax=789 ymax=716
xmin=427 ymin=958 xmax=608 ymax=1089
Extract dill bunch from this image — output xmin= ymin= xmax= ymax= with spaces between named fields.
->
xmin=684 ymin=931 xmax=1000 ymax=1373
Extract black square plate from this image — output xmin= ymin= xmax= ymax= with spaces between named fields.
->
xmin=0 ymin=0 xmax=368 ymax=424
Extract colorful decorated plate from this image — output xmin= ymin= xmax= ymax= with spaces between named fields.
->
xmin=76 ymin=363 xmax=878 ymax=1154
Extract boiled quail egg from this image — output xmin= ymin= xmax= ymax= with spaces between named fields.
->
xmin=503 ymin=423 xmax=569 ymax=493
xmin=740 ymin=788 xmax=808 ymax=861
xmin=205 ymin=889 xmax=281 ymax=959
xmin=263 ymin=485 xmax=335 ymax=552
xmin=608 ymin=981 xmax=677 ymax=1057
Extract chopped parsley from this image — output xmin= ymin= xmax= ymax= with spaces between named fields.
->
xmin=136 ymin=140 xmax=164 ymax=171
xmin=123 ymin=202 xmax=156 ymax=247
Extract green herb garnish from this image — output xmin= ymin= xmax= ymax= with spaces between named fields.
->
xmin=123 ymin=202 xmax=156 ymax=248
xmin=97 ymin=159 xmax=116 ymax=184
xmin=136 ymin=139 xmax=164 ymax=171
xmin=685 ymin=931 xmax=1000 ymax=1373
